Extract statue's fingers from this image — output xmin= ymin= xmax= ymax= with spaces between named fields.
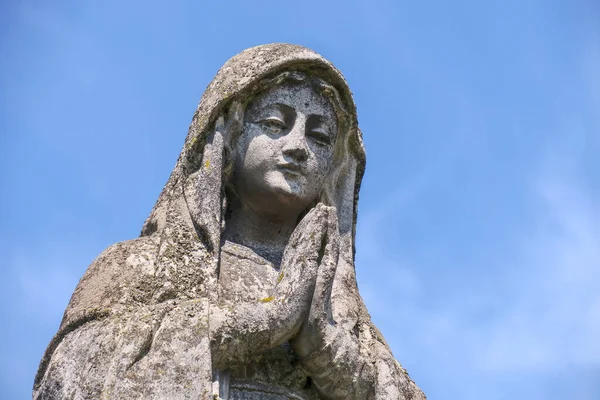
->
xmin=288 ymin=208 xmax=339 ymax=357
xmin=279 ymin=203 xmax=326 ymax=274
xmin=276 ymin=204 xmax=328 ymax=303
xmin=270 ymin=205 xmax=329 ymax=344
xmin=308 ymin=207 xmax=340 ymax=328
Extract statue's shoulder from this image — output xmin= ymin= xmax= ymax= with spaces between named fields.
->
xmin=59 ymin=235 xmax=161 ymax=331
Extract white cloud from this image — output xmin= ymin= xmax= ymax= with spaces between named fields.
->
xmin=478 ymin=174 xmax=600 ymax=371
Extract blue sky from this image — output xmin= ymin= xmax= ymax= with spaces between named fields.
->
xmin=1 ymin=1 xmax=599 ymax=399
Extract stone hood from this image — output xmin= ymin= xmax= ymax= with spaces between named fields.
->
xmin=141 ymin=43 xmax=366 ymax=259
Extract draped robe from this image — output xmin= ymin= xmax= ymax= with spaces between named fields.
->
xmin=33 ymin=43 xmax=426 ymax=400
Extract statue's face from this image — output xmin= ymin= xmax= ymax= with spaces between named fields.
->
xmin=233 ymin=81 xmax=337 ymax=218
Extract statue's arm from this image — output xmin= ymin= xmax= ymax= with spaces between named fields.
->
xmin=290 ymin=228 xmax=426 ymax=399
xmin=295 ymin=309 xmax=426 ymax=400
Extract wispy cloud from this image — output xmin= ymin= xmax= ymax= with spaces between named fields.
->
xmin=478 ymin=172 xmax=600 ymax=371
xmin=357 ymin=149 xmax=600 ymax=398
xmin=356 ymin=29 xmax=600 ymax=395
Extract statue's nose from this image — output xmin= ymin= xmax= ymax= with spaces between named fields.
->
xmin=282 ymin=119 xmax=308 ymax=162
xmin=282 ymin=145 xmax=308 ymax=162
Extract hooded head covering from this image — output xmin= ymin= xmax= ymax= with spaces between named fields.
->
xmin=144 ymin=43 xmax=364 ymax=236
xmin=140 ymin=43 xmax=366 ymax=313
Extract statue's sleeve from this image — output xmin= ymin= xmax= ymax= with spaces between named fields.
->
xmin=33 ymin=237 xmax=215 ymax=400
xmin=297 ymin=253 xmax=427 ymax=400
xmin=297 ymin=303 xmax=424 ymax=399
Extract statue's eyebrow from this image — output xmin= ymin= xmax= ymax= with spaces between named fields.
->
xmin=252 ymin=102 xmax=294 ymax=119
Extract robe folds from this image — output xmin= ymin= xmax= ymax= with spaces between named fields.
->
xmin=34 ymin=43 xmax=426 ymax=400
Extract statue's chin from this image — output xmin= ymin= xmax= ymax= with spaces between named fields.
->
xmin=263 ymin=172 xmax=312 ymax=209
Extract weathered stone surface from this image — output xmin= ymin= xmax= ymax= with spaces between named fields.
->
xmin=34 ymin=43 xmax=426 ymax=399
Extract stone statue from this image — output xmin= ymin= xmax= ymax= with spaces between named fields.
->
xmin=34 ymin=44 xmax=426 ymax=400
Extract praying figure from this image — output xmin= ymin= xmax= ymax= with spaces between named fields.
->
xmin=34 ymin=43 xmax=426 ymax=400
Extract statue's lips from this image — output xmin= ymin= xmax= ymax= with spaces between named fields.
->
xmin=277 ymin=163 xmax=303 ymax=177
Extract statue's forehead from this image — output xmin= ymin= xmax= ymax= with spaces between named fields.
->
xmin=248 ymin=82 xmax=336 ymax=119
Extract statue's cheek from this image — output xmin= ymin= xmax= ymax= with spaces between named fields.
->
xmin=236 ymin=138 xmax=279 ymax=180
xmin=311 ymin=150 xmax=334 ymax=175
xmin=301 ymin=160 xmax=328 ymax=192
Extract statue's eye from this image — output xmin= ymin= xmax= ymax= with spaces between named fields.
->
xmin=260 ymin=117 xmax=286 ymax=133
xmin=308 ymin=131 xmax=331 ymax=147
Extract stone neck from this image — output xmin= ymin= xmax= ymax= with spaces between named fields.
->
xmin=222 ymin=201 xmax=298 ymax=266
